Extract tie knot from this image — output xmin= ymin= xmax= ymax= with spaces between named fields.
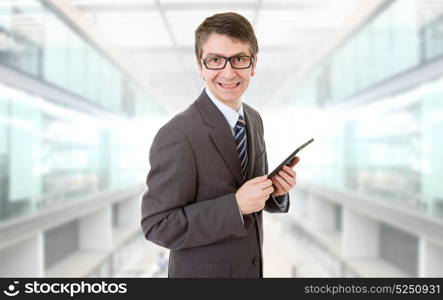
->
xmin=235 ymin=115 xmax=245 ymax=128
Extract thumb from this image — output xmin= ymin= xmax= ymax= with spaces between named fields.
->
xmin=248 ymin=175 xmax=268 ymax=184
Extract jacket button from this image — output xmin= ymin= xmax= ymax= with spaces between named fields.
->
xmin=252 ymin=257 xmax=259 ymax=265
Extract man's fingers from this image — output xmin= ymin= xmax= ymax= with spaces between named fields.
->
xmin=257 ymin=179 xmax=273 ymax=189
xmin=275 ymin=173 xmax=292 ymax=191
xmin=248 ymin=175 xmax=268 ymax=184
xmin=288 ymin=156 xmax=300 ymax=168
xmin=272 ymin=176 xmax=285 ymax=192
xmin=278 ymin=169 xmax=296 ymax=186
xmin=282 ymin=165 xmax=296 ymax=177
xmin=263 ymin=185 xmax=274 ymax=195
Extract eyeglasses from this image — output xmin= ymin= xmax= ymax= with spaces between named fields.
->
xmin=201 ymin=55 xmax=254 ymax=70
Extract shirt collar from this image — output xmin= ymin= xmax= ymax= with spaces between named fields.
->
xmin=205 ymin=86 xmax=244 ymax=130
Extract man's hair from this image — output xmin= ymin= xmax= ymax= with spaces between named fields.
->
xmin=195 ymin=12 xmax=259 ymax=64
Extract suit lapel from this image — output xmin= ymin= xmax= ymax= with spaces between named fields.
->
xmin=196 ymin=90 xmax=244 ymax=187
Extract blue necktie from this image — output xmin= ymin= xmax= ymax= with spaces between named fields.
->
xmin=234 ymin=115 xmax=248 ymax=179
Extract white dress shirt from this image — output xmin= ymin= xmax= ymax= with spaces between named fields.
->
xmin=205 ymin=87 xmax=289 ymax=215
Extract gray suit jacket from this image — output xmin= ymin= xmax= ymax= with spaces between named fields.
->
xmin=141 ymin=90 xmax=289 ymax=277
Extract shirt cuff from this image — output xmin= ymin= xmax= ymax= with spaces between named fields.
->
xmin=271 ymin=193 xmax=288 ymax=209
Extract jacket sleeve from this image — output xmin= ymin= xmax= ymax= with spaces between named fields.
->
xmin=141 ymin=125 xmax=247 ymax=250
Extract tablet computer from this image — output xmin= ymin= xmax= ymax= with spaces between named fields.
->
xmin=267 ymin=138 xmax=314 ymax=178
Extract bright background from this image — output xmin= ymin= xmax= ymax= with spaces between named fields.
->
xmin=1 ymin=0 xmax=443 ymax=277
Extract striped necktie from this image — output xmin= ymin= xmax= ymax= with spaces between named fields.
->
xmin=234 ymin=115 xmax=248 ymax=179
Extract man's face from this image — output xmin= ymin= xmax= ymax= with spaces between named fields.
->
xmin=198 ymin=33 xmax=257 ymax=109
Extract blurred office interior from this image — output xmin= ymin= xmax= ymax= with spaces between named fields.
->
xmin=0 ymin=0 xmax=442 ymax=277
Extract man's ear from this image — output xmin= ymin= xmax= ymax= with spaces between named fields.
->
xmin=196 ymin=58 xmax=204 ymax=80
xmin=251 ymin=55 xmax=258 ymax=77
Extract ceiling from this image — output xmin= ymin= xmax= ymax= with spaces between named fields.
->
xmin=69 ymin=0 xmax=364 ymax=113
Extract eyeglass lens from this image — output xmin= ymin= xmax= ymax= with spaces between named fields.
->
xmin=204 ymin=56 xmax=252 ymax=69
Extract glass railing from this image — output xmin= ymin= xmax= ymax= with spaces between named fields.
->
xmin=0 ymin=83 xmax=158 ymax=223
xmin=285 ymin=76 xmax=443 ymax=220
xmin=0 ymin=0 xmax=163 ymax=117
xmin=0 ymin=0 xmax=166 ymax=223
xmin=280 ymin=0 xmax=443 ymax=220
xmin=292 ymin=0 xmax=443 ymax=106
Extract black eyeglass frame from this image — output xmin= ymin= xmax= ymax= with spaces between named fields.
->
xmin=201 ymin=55 xmax=255 ymax=70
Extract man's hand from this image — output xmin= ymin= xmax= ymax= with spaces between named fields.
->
xmin=235 ymin=175 xmax=274 ymax=215
xmin=270 ymin=156 xmax=300 ymax=197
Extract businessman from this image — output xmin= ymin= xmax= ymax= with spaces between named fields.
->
xmin=141 ymin=12 xmax=299 ymax=277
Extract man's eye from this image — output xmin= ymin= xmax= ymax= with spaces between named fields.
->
xmin=209 ymin=57 xmax=219 ymax=63
xmin=235 ymin=57 xmax=244 ymax=62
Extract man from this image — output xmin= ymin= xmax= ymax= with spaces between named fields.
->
xmin=141 ymin=12 xmax=299 ymax=278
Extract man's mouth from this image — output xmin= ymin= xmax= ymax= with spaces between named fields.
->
xmin=217 ymin=82 xmax=241 ymax=89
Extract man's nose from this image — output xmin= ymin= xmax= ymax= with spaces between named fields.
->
xmin=220 ymin=60 xmax=236 ymax=78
